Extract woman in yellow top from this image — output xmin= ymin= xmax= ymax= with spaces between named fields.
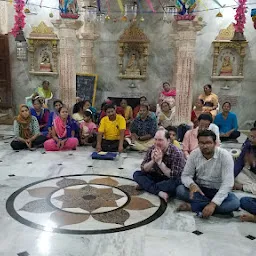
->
xmin=120 ymin=99 xmax=133 ymax=127
xmin=198 ymin=84 xmax=219 ymax=119
xmin=37 ymin=81 xmax=52 ymax=99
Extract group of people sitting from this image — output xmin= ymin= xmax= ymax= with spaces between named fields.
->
xmin=10 ymin=82 xmax=256 ymax=222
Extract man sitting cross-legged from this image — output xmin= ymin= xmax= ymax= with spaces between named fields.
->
xmin=93 ymin=103 xmax=128 ymax=153
xmin=233 ymin=127 xmax=256 ymax=195
xmin=130 ymin=102 xmax=157 ymax=152
xmin=133 ymin=129 xmax=186 ymax=202
xmin=176 ymin=130 xmax=240 ymax=218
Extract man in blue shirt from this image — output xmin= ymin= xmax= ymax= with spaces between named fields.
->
xmin=214 ymin=101 xmax=240 ymax=141
xmin=130 ymin=103 xmax=157 ymax=151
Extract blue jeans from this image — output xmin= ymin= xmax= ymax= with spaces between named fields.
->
xmin=240 ymin=197 xmax=256 ymax=215
xmin=176 ymin=185 xmax=240 ymax=214
xmin=133 ymin=171 xmax=181 ymax=196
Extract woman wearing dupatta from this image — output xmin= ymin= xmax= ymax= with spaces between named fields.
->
xmin=30 ymin=97 xmax=50 ymax=136
xmin=157 ymin=82 xmax=176 ymax=117
xmin=44 ymin=106 xmax=78 ymax=151
xmin=48 ymin=99 xmax=63 ymax=137
xmin=158 ymin=101 xmax=175 ymax=128
xmin=11 ymin=105 xmax=47 ymax=150
xmin=198 ymin=84 xmax=219 ymax=119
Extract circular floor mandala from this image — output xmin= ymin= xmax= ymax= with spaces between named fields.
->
xmin=6 ymin=174 xmax=167 ymax=234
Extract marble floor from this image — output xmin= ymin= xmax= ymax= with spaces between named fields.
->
xmin=0 ymin=125 xmax=255 ymax=256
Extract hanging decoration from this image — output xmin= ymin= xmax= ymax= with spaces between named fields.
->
xmin=105 ymin=0 xmax=111 ymax=21
xmin=117 ymin=0 xmax=124 ymax=14
xmin=96 ymin=0 xmax=101 ymax=13
xmin=145 ymin=0 xmax=156 ymax=13
xmin=233 ymin=0 xmax=247 ymax=33
xmin=216 ymin=11 xmax=223 ymax=17
xmin=59 ymin=0 xmax=79 ymax=19
xmin=176 ymin=0 xmax=196 ymax=15
xmin=137 ymin=0 xmax=145 ymax=22
xmin=11 ymin=0 xmax=26 ymax=38
xmin=251 ymin=9 xmax=256 ymax=29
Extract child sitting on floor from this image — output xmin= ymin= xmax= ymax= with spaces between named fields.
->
xmin=80 ymin=109 xmax=97 ymax=145
xmin=165 ymin=126 xmax=181 ymax=149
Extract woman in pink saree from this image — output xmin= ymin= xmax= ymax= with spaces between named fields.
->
xmin=44 ymin=106 xmax=78 ymax=151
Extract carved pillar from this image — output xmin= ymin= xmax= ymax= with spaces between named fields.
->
xmin=52 ymin=19 xmax=82 ymax=108
xmin=0 ymin=1 xmax=8 ymax=34
xmin=78 ymin=22 xmax=98 ymax=73
xmin=172 ymin=19 xmax=205 ymax=125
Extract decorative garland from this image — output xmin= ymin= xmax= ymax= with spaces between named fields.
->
xmin=234 ymin=0 xmax=247 ymax=33
xmin=11 ymin=0 xmax=26 ymax=37
xmin=251 ymin=9 xmax=256 ymax=29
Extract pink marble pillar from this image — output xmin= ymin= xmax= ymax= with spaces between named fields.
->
xmin=52 ymin=19 xmax=82 ymax=108
xmin=172 ymin=19 xmax=205 ymax=125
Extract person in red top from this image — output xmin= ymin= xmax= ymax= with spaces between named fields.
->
xmin=99 ymin=100 xmax=125 ymax=120
xmin=133 ymin=96 xmax=147 ymax=118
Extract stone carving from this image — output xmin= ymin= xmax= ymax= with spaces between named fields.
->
xmin=0 ymin=1 xmax=8 ymax=34
xmin=52 ymin=19 xmax=82 ymax=108
xmin=212 ymin=23 xmax=248 ymax=80
xmin=27 ymin=22 xmax=59 ymax=75
xmin=118 ymin=23 xmax=149 ymax=80
xmin=172 ymin=19 xmax=205 ymax=125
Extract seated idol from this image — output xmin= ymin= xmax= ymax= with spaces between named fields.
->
xmin=133 ymin=129 xmax=186 ymax=202
xmin=130 ymin=103 xmax=157 ymax=152
xmin=233 ymin=127 xmax=256 ymax=195
xmin=93 ymin=103 xmax=128 ymax=153
xmin=44 ymin=106 xmax=78 ymax=151
xmin=214 ymin=101 xmax=240 ymax=142
xmin=183 ymin=113 xmax=220 ymax=159
xmin=11 ymin=104 xmax=47 ymax=150
xmin=176 ymin=130 xmax=240 ymax=218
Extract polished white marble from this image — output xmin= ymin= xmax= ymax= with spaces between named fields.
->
xmin=0 ymin=128 xmax=256 ymax=256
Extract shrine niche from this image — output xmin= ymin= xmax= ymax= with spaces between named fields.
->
xmin=27 ymin=22 xmax=59 ymax=76
xmin=211 ymin=24 xmax=248 ymax=81
xmin=118 ymin=23 xmax=149 ymax=80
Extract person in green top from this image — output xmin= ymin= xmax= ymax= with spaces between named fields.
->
xmin=37 ymin=80 xmax=52 ymax=99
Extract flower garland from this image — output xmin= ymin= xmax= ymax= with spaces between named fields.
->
xmin=11 ymin=0 xmax=26 ymax=37
xmin=234 ymin=0 xmax=247 ymax=33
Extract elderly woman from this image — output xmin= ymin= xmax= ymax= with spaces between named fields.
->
xmin=11 ymin=105 xmax=47 ymax=150
xmin=158 ymin=101 xmax=175 ymax=128
xmin=30 ymin=97 xmax=50 ymax=137
xmin=44 ymin=106 xmax=78 ymax=151
xmin=198 ymin=84 xmax=219 ymax=119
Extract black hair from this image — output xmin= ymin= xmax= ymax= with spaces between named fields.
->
xmin=140 ymin=96 xmax=147 ymax=101
xmin=32 ymin=97 xmax=43 ymax=105
xmin=198 ymin=99 xmax=204 ymax=105
xmin=73 ymin=101 xmax=85 ymax=114
xmin=197 ymin=130 xmax=216 ymax=142
xmin=84 ymin=100 xmax=92 ymax=105
xmin=166 ymin=126 xmax=177 ymax=135
xmin=53 ymin=99 xmax=63 ymax=107
xmin=140 ymin=102 xmax=150 ymax=110
xmin=198 ymin=113 xmax=213 ymax=123
xmin=254 ymin=121 xmax=256 ymax=128
xmin=42 ymin=80 xmax=50 ymax=85
xmin=222 ymin=101 xmax=231 ymax=108
xmin=204 ymin=84 xmax=212 ymax=90
xmin=58 ymin=105 xmax=68 ymax=114
xmin=251 ymin=127 xmax=256 ymax=132
xmin=84 ymin=110 xmax=93 ymax=119
xmin=163 ymin=82 xmax=170 ymax=87
xmin=104 ymin=103 xmax=116 ymax=112
xmin=101 ymin=101 xmax=107 ymax=110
